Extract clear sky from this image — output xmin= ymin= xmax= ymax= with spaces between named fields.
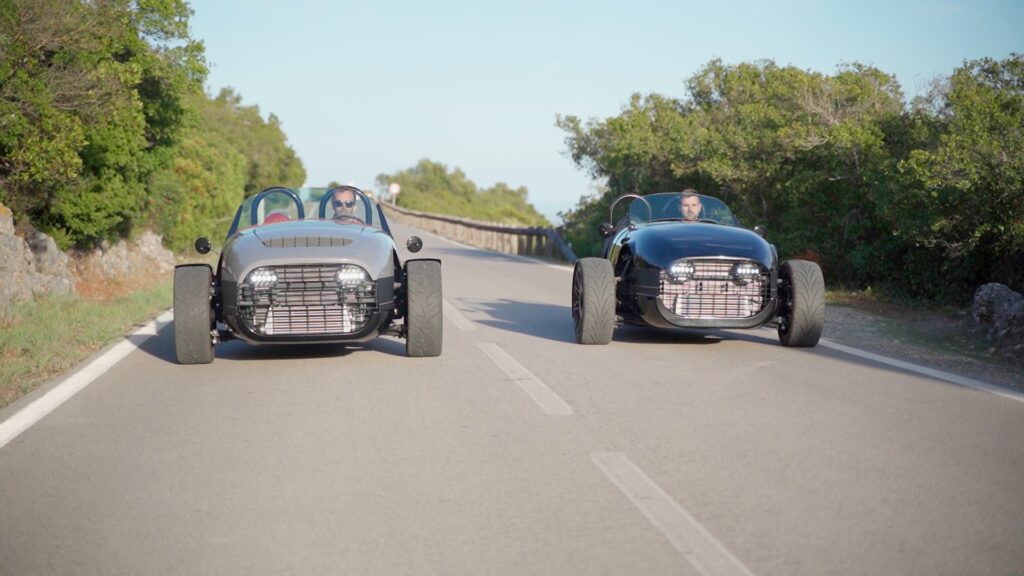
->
xmin=188 ymin=0 xmax=1022 ymax=222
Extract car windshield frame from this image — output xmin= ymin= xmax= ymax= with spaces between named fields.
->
xmin=627 ymin=192 xmax=740 ymax=227
xmin=227 ymin=187 xmax=387 ymax=236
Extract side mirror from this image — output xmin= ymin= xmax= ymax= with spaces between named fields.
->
xmin=598 ymin=222 xmax=615 ymax=238
xmin=194 ymin=237 xmax=212 ymax=255
xmin=406 ymin=236 xmax=423 ymax=253
xmin=754 ymin=225 xmax=767 ymax=238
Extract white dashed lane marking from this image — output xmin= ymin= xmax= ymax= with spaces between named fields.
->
xmin=592 ymin=452 xmax=756 ymax=576
xmin=442 ymin=299 xmax=476 ymax=332
xmin=477 ymin=343 xmax=573 ymax=416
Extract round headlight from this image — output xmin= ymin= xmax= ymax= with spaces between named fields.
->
xmin=668 ymin=260 xmax=695 ymax=282
xmin=730 ymin=262 xmax=762 ymax=282
xmin=248 ymin=268 xmax=278 ymax=291
xmin=336 ymin=265 xmax=369 ymax=286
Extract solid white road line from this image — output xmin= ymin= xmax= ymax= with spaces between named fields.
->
xmin=0 ymin=310 xmax=174 ymax=451
xmin=592 ymin=452 xmax=756 ymax=576
xmin=477 ymin=343 xmax=573 ymax=416
xmin=817 ymin=338 xmax=1024 ymax=403
xmin=443 ymin=299 xmax=476 ymax=332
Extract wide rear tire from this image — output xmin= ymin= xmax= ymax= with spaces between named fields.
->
xmin=405 ymin=260 xmax=443 ymax=357
xmin=572 ymin=258 xmax=615 ymax=345
xmin=173 ymin=265 xmax=215 ymax=364
xmin=777 ymin=259 xmax=825 ymax=348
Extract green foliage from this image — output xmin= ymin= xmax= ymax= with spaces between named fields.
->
xmin=558 ymin=56 xmax=1024 ymax=303
xmin=196 ymin=88 xmax=306 ymax=196
xmin=376 ymin=159 xmax=550 ymax=226
xmin=0 ymin=0 xmax=304 ymax=255
xmin=0 ymin=0 xmax=206 ymax=247
xmin=893 ymin=56 xmax=1024 ymax=298
xmin=147 ymin=128 xmax=247 ymax=251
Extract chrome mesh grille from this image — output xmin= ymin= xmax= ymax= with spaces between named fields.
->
xmin=659 ymin=260 xmax=768 ymax=319
xmin=238 ymin=265 xmax=376 ymax=336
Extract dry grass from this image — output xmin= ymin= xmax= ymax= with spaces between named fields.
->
xmin=0 ymin=273 xmax=172 ymax=410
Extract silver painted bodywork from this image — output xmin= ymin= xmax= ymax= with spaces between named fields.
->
xmin=221 ymin=220 xmax=396 ymax=284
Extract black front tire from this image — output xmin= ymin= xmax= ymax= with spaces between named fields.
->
xmin=405 ymin=260 xmax=443 ymax=357
xmin=572 ymin=258 xmax=615 ymax=345
xmin=777 ymin=260 xmax=825 ymax=347
xmin=173 ymin=265 xmax=215 ymax=364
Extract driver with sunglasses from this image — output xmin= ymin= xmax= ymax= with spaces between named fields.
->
xmin=331 ymin=188 xmax=361 ymax=222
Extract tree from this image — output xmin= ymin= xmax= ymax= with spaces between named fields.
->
xmin=195 ymin=88 xmax=306 ymax=196
xmin=0 ymin=0 xmax=207 ymax=247
xmin=894 ymin=55 xmax=1024 ymax=297
xmin=376 ymin=159 xmax=549 ymax=226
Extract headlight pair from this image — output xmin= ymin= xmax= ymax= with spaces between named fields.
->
xmin=245 ymin=264 xmax=371 ymax=291
xmin=666 ymin=260 xmax=763 ymax=284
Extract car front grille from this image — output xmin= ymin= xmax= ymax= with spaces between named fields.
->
xmin=238 ymin=265 xmax=376 ymax=336
xmin=659 ymin=260 xmax=768 ymax=319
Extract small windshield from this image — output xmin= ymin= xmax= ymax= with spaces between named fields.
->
xmin=627 ymin=192 xmax=739 ymax=226
xmin=229 ymin=187 xmax=384 ymax=235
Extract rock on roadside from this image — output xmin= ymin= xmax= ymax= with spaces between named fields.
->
xmin=972 ymin=283 xmax=1024 ymax=352
xmin=0 ymin=204 xmax=75 ymax=310
xmin=0 ymin=202 xmax=175 ymax=313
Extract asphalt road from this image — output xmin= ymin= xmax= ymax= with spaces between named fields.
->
xmin=1 ymin=222 xmax=1022 ymax=576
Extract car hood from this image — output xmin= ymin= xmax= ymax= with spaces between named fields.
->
xmin=221 ymin=221 xmax=396 ymax=281
xmin=627 ymin=222 xmax=774 ymax=269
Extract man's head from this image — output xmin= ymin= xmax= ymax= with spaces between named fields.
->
xmin=332 ymin=189 xmax=357 ymax=219
xmin=680 ymin=190 xmax=702 ymax=221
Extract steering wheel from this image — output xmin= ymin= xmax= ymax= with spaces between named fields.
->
xmin=333 ymin=213 xmax=365 ymax=225
xmin=319 ymin=185 xmax=373 ymax=224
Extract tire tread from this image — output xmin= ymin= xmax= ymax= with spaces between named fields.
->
xmin=405 ymin=260 xmax=443 ymax=357
xmin=573 ymin=258 xmax=615 ymax=345
xmin=778 ymin=260 xmax=825 ymax=347
xmin=173 ymin=265 xmax=214 ymax=364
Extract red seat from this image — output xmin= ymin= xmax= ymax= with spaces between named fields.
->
xmin=263 ymin=212 xmax=291 ymax=225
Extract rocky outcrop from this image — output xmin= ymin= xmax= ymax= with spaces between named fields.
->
xmin=70 ymin=231 xmax=175 ymax=284
xmin=0 ymin=204 xmax=75 ymax=311
xmin=972 ymin=283 xmax=1024 ymax=352
xmin=0 ymin=202 xmax=175 ymax=312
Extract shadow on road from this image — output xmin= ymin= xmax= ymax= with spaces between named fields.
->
xmin=455 ymin=298 xmax=737 ymax=346
xmin=141 ymin=321 xmax=410 ymax=364
xmin=613 ymin=325 xmax=725 ymax=345
xmin=134 ymin=324 xmax=177 ymax=363
xmin=456 ymin=297 xmax=576 ymax=343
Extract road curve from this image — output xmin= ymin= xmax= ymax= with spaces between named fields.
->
xmin=1 ymin=222 xmax=1022 ymax=576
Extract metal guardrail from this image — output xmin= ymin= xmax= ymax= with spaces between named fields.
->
xmin=383 ymin=203 xmax=577 ymax=263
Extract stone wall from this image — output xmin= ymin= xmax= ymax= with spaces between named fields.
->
xmin=0 ymin=202 xmax=175 ymax=313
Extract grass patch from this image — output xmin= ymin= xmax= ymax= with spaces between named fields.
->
xmin=0 ymin=279 xmax=172 ymax=410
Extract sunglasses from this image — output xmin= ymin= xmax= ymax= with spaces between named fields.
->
xmin=332 ymin=199 xmax=357 ymax=208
